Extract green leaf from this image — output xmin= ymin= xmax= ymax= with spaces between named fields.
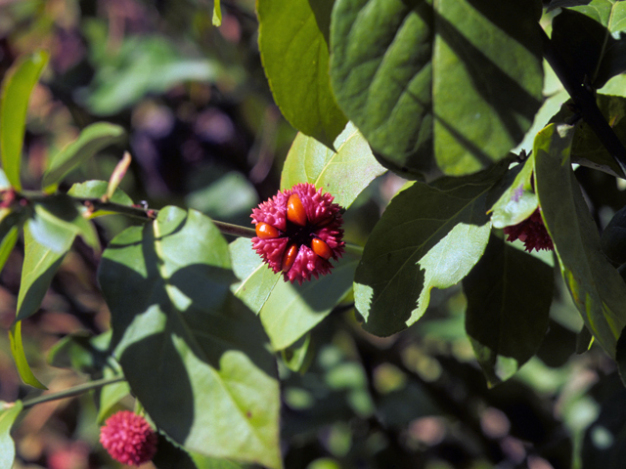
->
xmin=572 ymin=94 xmax=626 ymax=178
xmin=98 ymin=207 xmax=282 ymax=469
xmin=0 ymin=400 xmax=23 ymax=469
xmin=27 ymin=195 xmax=99 ymax=252
xmin=154 ymin=434 xmax=248 ymax=469
xmin=16 ymin=225 xmax=69 ymax=322
xmin=534 ymin=123 xmax=626 ymax=356
xmin=0 ymin=227 xmax=18 ymax=275
xmin=552 ymin=6 xmax=626 ymax=88
xmin=0 ymin=50 xmax=49 ymax=190
xmin=42 ymin=122 xmax=125 ymax=188
xmin=9 ymin=321 xmax=47 ymax=389
xmin=212 ymin=0 xmax=222 ymax=26
xmin=229 ymin=237 xmax=280 ymax=313
xmin=490 ymin=154 xmax=538 ymax=229
xmin=353 ymin=163 xmax=507 ymax=336
xmin=68 ymin=180 xmax=134 ymax=217
xmin=47 ymin=331 xmax=114 ymax=374
xmin=97 ymin=368 xmax=130 ymax=423
xmin=281 ymin=122 xmax=386 ymax=208
xmin=330 ymin=0 xmax=543 ymax=176
xmin=464 ymin=235 xmax=553 ymax=386
xmin=230 ymin=238 xmax=359 ymax=350
xmin=259 ymin=250 xmax=359 ymax=350
xmin=258 ymin=0 xmax=347 ymax=149
xmin=281 ymin=334 xmax=315 ymax=373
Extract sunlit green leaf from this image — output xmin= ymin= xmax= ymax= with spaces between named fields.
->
xmin=154 ymin=434 xmax=248 ymax=469
xmin=9 ymin=321 xmax=47 ymax=389
xmin=16 ymin=225 xmax=69 ymax=322
xmin=27 ymin=195 xmax=99 ymax=252
xmin=258 ymin=0 xmax=347 ymax=148
xmin=281 ymin=122 xmax=386 ymax=208
xmin=230 ymin=237 xmax=280 ymax=313
xmin=68 ymin=180 xmax=134 ymax=218
xmin=42 ymin=122 xmax=125 ymax=188
xmin=98 ymin=207 xmax=282 ymax=468
xmin=354 ymin=163 xmax=508 ymax=336
xmin=97 ymin=368 xmax=130 ymax=423
xmin=0 ymin=50 xmax=49 ymax=190
xmin=0 ymin=400 xmax=23 ymax=468
xmin=330 ymin=0 xmax=543 ymax=176
xmin=259 ymin=250 xmax=359 ymax=350
xmin=490 ymin=154 xmax=538 ymax=229
xmin=464 ymin=235 xmax=553 ymax=386
xmin=534 ymin=123 xmax=626 ymax=355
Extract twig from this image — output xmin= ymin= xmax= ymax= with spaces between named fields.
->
xmin=540 ymin=26 xmax=626 ymax=173
xmin=20 ymin=376 xmax=125 ymax=409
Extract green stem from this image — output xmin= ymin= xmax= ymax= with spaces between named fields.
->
xmin=20 ymin=376 xmax=126 ymax=409
xmin=344 ymin=242 xmax=364 ymax=256
xmin=211 ymin=220 xmax=256 ymax=238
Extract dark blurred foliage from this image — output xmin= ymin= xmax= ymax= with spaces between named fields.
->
xmin=0 ymin=1 xmax=624 ymax=469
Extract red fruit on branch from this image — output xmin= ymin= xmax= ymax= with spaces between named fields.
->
xmin=251 ymin=183 xmax=345 ymax=284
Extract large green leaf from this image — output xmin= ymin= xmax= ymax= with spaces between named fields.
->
xmin=354 ymin=162 xmax=508 ymax=336
xmin=534 ymin=124 xmax=626 ymax=355
xmin=98 ymin=207 xmax=282 ymax=469
xmin=259 ymin=250 xmax=359 ymax=350
xmin=230 ymin=238 xmax=359 ymax=350
xmin=0 ymin=50 xmax=49 ymax=190
xmin=0 ymin=401 xmax=23 ymax=469
xmin=42 ymin=122 xmax=125 ymax=188
xmin=281 ymin=122 xmax=386 ymax=208
xmin=329 ymin=0 xmax=543 ymax=176
xmin=463 ymin=235 xmax=553 ymax=386
xmin=258 ymin=0 xmax=347 ymax=148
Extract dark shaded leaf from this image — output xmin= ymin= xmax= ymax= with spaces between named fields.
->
xmin=354 ymin=162 xmax=508 ymax=336
xmin=534 ymin=123 xmax=626 ymax=355
xmin=464 ymin=235 xmax=553 ymax=386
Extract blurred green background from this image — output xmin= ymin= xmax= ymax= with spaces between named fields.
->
xmin=0 ymin=1 xmax=624 ymax=468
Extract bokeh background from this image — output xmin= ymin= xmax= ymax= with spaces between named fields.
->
xmin=0 ymin=1 xmax=624 ymax=468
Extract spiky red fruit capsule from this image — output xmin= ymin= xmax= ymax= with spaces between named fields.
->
xmin=99 ymin=411 xmax=158 ymax=466
xmin=251 ymin=183 xmax=345 ymax=284
xmin=503 ymin=207 xmax=554 ymax=252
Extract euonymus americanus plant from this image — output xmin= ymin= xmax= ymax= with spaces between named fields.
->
xmin=4 ymin=1 xmax=626 ymax=467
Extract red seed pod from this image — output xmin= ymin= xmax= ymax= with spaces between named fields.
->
xmin=311 ymin=238 xmax=332 ymax=260
xmin=282 ymin=244 xmax=298 ymax=272
xmin=287 ymin=194 xmax=307 ymax=226
xmin=255 ymin=222 xmax=280 ymax=239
